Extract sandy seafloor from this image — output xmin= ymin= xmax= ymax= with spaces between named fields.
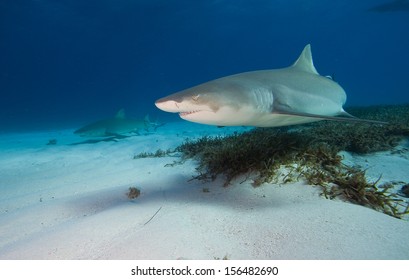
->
xmin=0 ymin=122 xmax=408 ymax=260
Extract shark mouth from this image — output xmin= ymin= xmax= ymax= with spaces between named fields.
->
xmin=179 ymin=110 xmax=202 ymax=117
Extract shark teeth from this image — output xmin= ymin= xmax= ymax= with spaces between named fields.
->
xmin=179 ymin=110 xmax=200 ymax=116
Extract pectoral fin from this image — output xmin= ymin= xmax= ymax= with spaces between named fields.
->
xmin=273 ymin=109 xmax=388 ymax=125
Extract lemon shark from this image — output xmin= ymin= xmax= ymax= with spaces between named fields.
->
xmin=155 ymin=44 xmax=385 ymax=127
xmin=74 ymin=109 xmax=163 ymax=138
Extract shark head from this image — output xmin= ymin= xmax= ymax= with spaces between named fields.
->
xmin=155 ymin=77 xmax=270 ymax=126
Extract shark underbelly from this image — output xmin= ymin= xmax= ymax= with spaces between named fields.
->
xmin=246 ymin=113 xmax=322 ymax=127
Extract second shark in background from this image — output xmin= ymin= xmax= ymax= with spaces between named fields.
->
xmin=74 ymin=109 xmax=163 ymax=138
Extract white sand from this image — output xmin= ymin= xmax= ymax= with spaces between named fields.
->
xmin=0 ymin=122 xmax=408 ymax=260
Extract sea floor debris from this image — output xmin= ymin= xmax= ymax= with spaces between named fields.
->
xmin=127 ymin=187 xmax=141 ymax=200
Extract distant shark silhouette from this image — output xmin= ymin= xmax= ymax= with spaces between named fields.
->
xmin=74 ymin=109 xmax=164 ymax=138
xmin=69 ymin=135 xmax=128 ymax=145
xmin=369 ymin=0 xmax=409 ymax=12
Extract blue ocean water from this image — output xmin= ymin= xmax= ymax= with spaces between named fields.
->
xmin=1 ymin=1 xmax=409 ymax=262
xmin=1 ymin=0 xmax=409 ymax=132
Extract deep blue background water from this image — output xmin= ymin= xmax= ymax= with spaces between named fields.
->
xmin=1 ymin=0 xmax=409 ymax=131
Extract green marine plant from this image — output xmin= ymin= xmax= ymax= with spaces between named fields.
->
xmin=133 ymin=148 xmax=176 ymax=159
xmin=304 ymin=164 xmax=408 ymax=218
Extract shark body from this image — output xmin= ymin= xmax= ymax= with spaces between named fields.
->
xmin=155 ymin=44 xmax=383 ymax=127
xmin=74 ymin=109 xmax=162 ymax=138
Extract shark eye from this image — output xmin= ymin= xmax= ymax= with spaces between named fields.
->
xmin=191 ymin=94 xmax=200 ymax=102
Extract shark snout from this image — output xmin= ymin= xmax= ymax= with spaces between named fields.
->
xmin=155 ymin=97 xmax=182 ymax=113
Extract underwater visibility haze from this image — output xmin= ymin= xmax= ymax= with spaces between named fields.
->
xmin=1 ymin=0 xmax=409 ymax=261
xmin=1 ymin=0 xmax=409 ymax=131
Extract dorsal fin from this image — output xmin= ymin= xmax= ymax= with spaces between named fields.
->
xmin=291 ymin=44 xmax=319 ymax=75
xmin=115 ymin=109 xmax=126 ymax=119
